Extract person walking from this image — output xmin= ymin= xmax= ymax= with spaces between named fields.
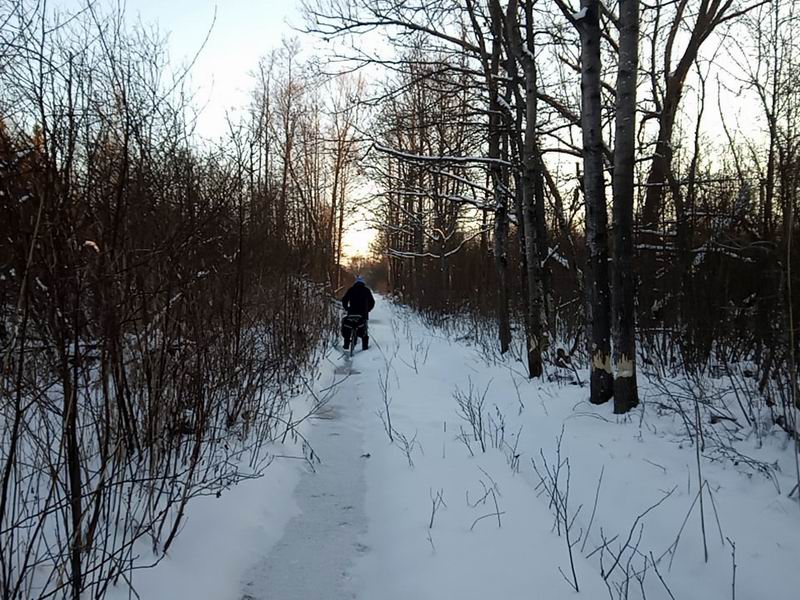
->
xmin=341 ymin=276 xmax=375 ymax=350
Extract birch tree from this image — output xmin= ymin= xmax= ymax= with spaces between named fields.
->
xmin=505 ymin=0 xmax=549 ymax=377
xmin=571 ymin=0 xmax=614 ymax=404
xmin=611 ymin=0 xmax=640 ymax=413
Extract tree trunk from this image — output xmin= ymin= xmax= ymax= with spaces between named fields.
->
xmin=472 ymin=0 xmax=512 ymax=353
xmin=493 ymin=175 xmax=513 ymax=354
xmin=506 ymin=0 xmax=547 ymax=377
xmin=578 ymin=0 xmax=613 ymax=404
xmin=336 ymin=165 xmax=347 ymax=289
xmin=329 ymin=143 xmax=342 ymax=284
xmin=611 ymin=0 xmax=640 ymax=413
xmin=65 ymin=281 xmax=83 ymax=599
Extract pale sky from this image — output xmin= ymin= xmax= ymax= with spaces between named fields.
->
xmin=120 ymin=0 xmax=302 ymax=139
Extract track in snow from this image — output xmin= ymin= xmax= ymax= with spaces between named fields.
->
xmin=240 ymin=345 xmax=373 ymax=599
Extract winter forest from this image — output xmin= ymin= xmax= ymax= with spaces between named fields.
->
xmin=0 ymin=0 xmax=798 ymax=598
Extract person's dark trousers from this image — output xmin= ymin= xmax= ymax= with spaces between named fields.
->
xmin=343 ymin=329 xmax=351 ymax=349
xmin=361 ymin=322 xmax=369 ymax=350
xmin=342 ymin=315 xmax=368 ymax=349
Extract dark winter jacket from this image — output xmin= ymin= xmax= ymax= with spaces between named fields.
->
xmin=342 ymin=281 xmax=375 ymax=318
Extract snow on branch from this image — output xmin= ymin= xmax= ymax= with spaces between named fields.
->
xmin=388 ymin=227 xmax=490 ymax=260
xmin=572 ymin=7 xmax=589 ymax=20
xmin=374 ymin=143 xmax=512 ymax=168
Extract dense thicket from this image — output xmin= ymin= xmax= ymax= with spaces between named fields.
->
xmin=0 ymin=3 xmax=357 ymax=598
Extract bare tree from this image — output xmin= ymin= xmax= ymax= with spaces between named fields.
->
xmin=0 ymin=4 xmax=339 ymax=598
xmin=557 ymin=0 xmax=614 ymax=404
xmin=640 ymin=0 xmax=764 ymax=229
xmin=611 ymin=0 xmax=640 ymax=413
xmin=505 ymin=0 xmax=549 ymax=377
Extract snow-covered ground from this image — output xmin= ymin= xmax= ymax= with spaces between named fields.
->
xmin=114 ymin=297 xmax=800 ymax=599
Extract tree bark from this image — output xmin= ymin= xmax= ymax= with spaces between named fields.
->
xmin=506 ymin=0 xmax=548 ymax=377
xmin=612 ymin=0 xmax=640 ymax=413
xmin=468 ymin=0 xmax=512 ymax=353
xmin=578 ymin=0 xmax=613 ymax=403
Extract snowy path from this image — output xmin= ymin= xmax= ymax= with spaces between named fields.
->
xmin=240 ymin=362 xmax=370 ymax=600
xmin=238 ymin=302 xmax=609 ymax=600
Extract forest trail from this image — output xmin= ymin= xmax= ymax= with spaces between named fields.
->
xmin=239 ymin=336 xmax=372 ymax=599
xmin=238 ymin=299 xmax=609 ymax=600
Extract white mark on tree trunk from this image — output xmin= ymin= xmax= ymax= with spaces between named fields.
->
xmin=591 ymin=350 xmax=612 ymax=373
xmin=615 ymin=354 xmax=635 ymax=378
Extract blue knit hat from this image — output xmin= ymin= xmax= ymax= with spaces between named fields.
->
xmin=355 ymin=275 xmax=365 ymax=283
